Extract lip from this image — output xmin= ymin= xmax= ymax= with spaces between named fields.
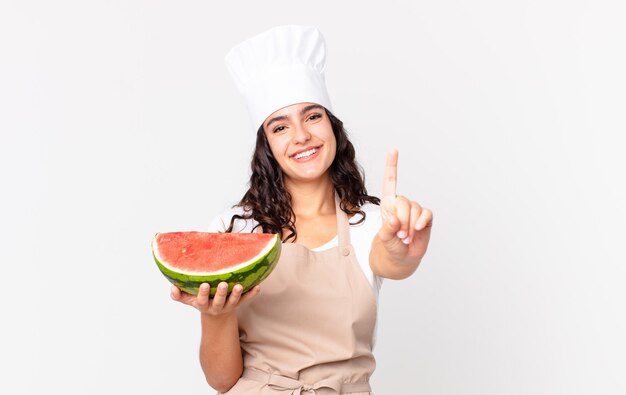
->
xmin=289 ymin=146 xmax=321 ymax=158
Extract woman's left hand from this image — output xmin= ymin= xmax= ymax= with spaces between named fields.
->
xmin=377 ymin=149 xmax=433 ymax=268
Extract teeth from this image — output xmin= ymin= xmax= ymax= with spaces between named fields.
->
xmin=294 ymin=148 xmax=317 ymax=159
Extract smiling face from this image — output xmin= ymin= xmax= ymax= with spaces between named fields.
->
xmin=262 ymin=102 xmax=337 ymax=186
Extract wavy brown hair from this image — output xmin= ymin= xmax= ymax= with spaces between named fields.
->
xmin=226 ymin=109 xmax=380 ymax=242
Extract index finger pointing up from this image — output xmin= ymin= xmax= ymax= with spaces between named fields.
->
xmin=382 ymin=148 xmax=398 ymax=198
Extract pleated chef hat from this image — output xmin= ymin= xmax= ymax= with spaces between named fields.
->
xmin=225 ymin=25 xmax=333 ymax=131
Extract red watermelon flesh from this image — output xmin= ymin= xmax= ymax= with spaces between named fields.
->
xmin=152 ymin=231 xmax=281 ymax=296
xmin=155 ymin=232 xmax=275 ymax=272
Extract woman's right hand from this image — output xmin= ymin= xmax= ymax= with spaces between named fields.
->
xmin=170 ymin=282 xmax=261 ymax=317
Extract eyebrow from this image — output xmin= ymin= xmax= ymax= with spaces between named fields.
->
xmin=264 ymin=104 xmax=325 ymax=129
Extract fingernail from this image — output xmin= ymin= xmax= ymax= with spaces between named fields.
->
xmin=403 ymin=237 xmax=411 ymax=245
xmin=397 ymin=230 xmax=407 ymax=239
xmin=219 ymin=283 xmax=227 ymax=291
xmin=415 ymin=222 xmax=424 ymax=230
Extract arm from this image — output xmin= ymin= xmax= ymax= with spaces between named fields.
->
xmin=200 ymin=312 xmax=241 ymax=392
xmin=369 ymin=149 xmax=433 ymax=280
xmin=171 ymin=282 xmax=260 ymax=392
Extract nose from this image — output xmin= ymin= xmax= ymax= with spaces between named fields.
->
xmin=292 ymin=123 xmax=311 ymax=144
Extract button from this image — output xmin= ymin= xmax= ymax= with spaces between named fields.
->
xmin=342 ymin=248 xmax=350 ymax=256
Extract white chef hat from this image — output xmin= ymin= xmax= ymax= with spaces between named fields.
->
xmin=224 ymin=25 xmax=333 ymax=131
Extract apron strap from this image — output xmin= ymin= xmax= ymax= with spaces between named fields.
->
xmin=242 ymin=368 xmax=371 ymax=394
xmin=334 ymin=192 xmax=351 ymax=249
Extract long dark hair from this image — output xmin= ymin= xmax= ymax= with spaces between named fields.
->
xmin=226 ymin=109 xmax=380 ymax=242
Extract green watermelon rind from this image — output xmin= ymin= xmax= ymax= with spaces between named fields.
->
xmin=153 ymin=234 xmax=281 ymax=297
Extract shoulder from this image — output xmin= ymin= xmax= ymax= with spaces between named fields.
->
xmin=208 ymin=206 xmax=258 ymax=233
xmin=349 ymin=202 xmax=381 ymax=242
xmin=350 ymin=202 xmax=382 ymax=230
xmin=360 ymin=202 xmax=381 ymax=217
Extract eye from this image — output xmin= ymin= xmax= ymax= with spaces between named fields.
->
xmin=273 ymin=125 xmax=286 ymax=134
xmin=307 ymin=113 xmax=322 ymax=122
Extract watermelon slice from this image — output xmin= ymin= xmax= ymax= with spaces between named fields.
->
xmin=152 ymin=232 xmax=281 ymax=296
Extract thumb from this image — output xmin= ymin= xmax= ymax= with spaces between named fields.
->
xmin=378 ymin=209 xmax=401 ymax=242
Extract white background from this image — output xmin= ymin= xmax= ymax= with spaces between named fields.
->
xmin=2 ymin=1 xmax=625 ymax=394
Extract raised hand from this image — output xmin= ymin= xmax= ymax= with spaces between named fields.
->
xmin=171 ymin=282 xmax=260 ymax=317
xmin=378 ymin=149 xmax=433 ymax=266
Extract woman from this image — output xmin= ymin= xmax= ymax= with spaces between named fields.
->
xmin=170 ymin=25 xmax=433 ymax=394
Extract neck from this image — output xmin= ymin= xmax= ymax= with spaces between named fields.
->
xmin=285 ymin=175 xmax=336 ymax=218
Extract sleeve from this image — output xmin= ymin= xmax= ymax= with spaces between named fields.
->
xmin=351 ymin=204 xmax=384 ymax=296
xmin=208 ymin=213 xmax=230 ymax=232
xmin=207 ymin=206 xmax=258 ymax=233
